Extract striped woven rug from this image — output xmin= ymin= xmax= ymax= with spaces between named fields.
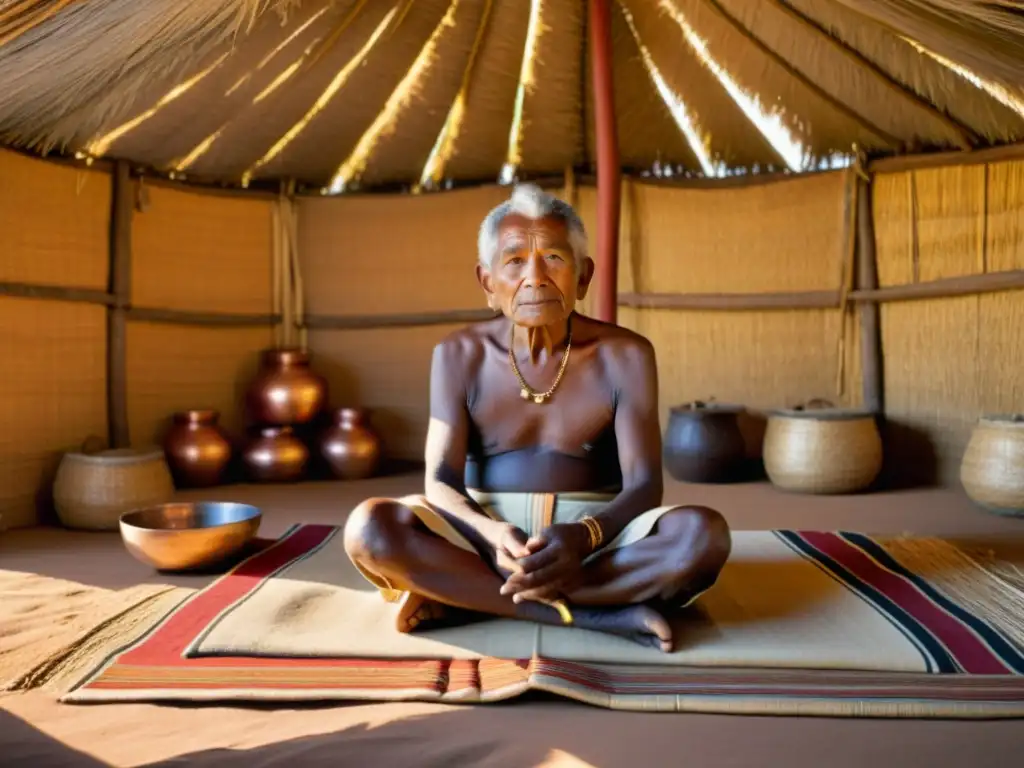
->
xmin=61 ymin=524 xmax=1024 ymax=717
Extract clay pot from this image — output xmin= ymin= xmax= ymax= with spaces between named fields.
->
xmin=246 ymin=348 xmax=327 ymax=426
xmin=243 ymin=426 xmax=309 ymax=483
xmin=319 ymin=407 xmax=382 ymax=481
xmin=162 ymin=410 xmax=233 ymax=488
xmin=960 ymin=414 xmax=1024 ymax=517
xmin=663 ymin=401 xmax=747 ymax=483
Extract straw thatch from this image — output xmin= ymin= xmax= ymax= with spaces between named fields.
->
xmin=3 ymin=0 xmax=1024 ymax=190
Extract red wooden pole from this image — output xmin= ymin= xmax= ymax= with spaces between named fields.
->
xmin=589 ymin=0 xmax=621 ymax=324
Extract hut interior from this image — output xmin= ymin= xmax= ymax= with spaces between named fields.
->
xmin=2 ymin=0 xmax=1024 ymax=765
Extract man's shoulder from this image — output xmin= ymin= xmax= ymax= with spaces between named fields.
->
xmin=581 ymin=315 xmax=655 ymax=359
xmin=432 ymin=318 xmax=499 ymax=369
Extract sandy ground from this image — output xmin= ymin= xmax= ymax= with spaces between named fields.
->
xmin=2 ymin=472 xmax=1023 ymax=767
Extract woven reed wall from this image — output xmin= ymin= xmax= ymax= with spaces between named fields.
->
xmin=568 ymin=175 xmax=859 ymax=458
xmin=0 ymin=150 xmax=109 ymax=529
xmin=588 ymin=174 xmax=861 ymax=442
xmin=127 ymin=184 xmax=274 ymax=446
xmin=873 ymin=159 xmax=1024 ymax=485
xmin=299 ymin=171 xmax=859 ymax=460
xmin=300 ymin=186 xmax=509 ymax=458
xmin=0 ymin=155 xmax=276 ymax=529
xmin=5 ymin=147 xmax=1019 ymax=532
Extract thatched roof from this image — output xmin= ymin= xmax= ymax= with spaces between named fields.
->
xmin=3 ymin=0 xmax=1024 ymax=192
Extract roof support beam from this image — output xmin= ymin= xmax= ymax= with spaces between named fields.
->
xmin=107 ymin=160 xmax=133 ymax=450
xmin=589 ymin=0 xmax=621 ymax=324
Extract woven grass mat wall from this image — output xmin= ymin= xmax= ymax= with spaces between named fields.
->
xmin=300 ymin=186 xmax=508 ymax=457
xmin=0 ymin=151 xmax=109 ymax=530
xmin=0 ymin=151 xmax=110 ymax=289
xmin=127 ymin=185 xmax=274 ymax=446
xmin=299 ymin=173 xmax=858 ymax=459
xmin=585 ymin=173 xmax=861 ymax=455
xmin=874 ymin=160 xmax=1024 ymax=485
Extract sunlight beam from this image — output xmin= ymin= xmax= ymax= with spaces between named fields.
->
xmin=902 ymin=36 xmax=1024 ymax=120
xmin=85 ymin=53 xmax=230 ymax=156
xmin=172 ymin=35 xmax=324 ymax=173
xmin=499 ymin=0 xmax=545 ymax=184
xmin=327 ymin=0 xmax=463 ymax=193
xmin=620 ymin=3 xmax=723 ymax=177
xmin=418 ymin=0 xmax=494 ymax=190
xmin=225 ymin=5 xmax=332 ymax=96
xmin=658 ymin=0 xmax=809 ymax=171
xmin=242 ymin=5 xmax=401 ymax=187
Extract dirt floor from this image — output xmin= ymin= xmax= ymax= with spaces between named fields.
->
xmin=2 ymin=471 xmax=1023 ymax=767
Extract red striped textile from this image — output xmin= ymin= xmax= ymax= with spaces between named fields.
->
xmin=62 ymin=525 xmax=1024 ymax=717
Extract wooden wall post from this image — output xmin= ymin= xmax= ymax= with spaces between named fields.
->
xmin=107 ymin=161 xmax=133 ymax=448
xmin=589 ymin=0 xmax=621 ymax=324
xmin=856 ymin=175 xmax=884 ymax=414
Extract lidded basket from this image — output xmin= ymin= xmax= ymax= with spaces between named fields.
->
xmin=960 ymin=414 xmax=1024 ymax=517
xmin=53 ymin=445 xmax=175 ymax=531
xmin=763 ymin=403 xmax=882 ymax=494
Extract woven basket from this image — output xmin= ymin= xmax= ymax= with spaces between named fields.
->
xmin=52 ymin=445 xmax=176 ymax=531
xmin=960 ymin=414 xmax=1024 ymax=517
xmin=763 ymin=405 xmax=883 ymax=494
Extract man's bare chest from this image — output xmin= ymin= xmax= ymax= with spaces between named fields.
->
xmin=467 ymin=352 xmax=615 ymax=454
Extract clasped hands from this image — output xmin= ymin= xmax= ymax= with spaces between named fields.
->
xmin=494 ymin=522 xmax=591 ymax=603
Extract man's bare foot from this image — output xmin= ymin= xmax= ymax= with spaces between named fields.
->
xmin=570 ymin=604 xmax=674 ymax=652
xmin=396 ymin=592 xmax=446 ymax=632
xmin=395 ymin=592 xmax=481 ymax=633
xmin=394 ymin=594 xmax=673 ymax=651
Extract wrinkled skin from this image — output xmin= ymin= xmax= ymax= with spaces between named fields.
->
xmin=344 ymin=214 xmax=732 ymax=651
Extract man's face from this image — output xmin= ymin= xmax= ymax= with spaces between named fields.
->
xmin=477 ymin=214 xmax=593 ymax=327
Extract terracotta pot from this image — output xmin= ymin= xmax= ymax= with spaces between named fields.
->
xmin=246 ymin=348 xmax=327 ymax=426
xmin=243 ymin=426 xmax=309 ymax=483
xmin=162 ymin=410 xmax=233 ymax=488
xmin=320 ymin=407 xmax=382 ymax=481
xmin=663 ymin=401 xmax=747 ymax=483
xmin=960 ymin=413 xmax=1024 ymax=517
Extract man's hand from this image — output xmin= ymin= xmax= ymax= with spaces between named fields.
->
xmin=492 ymin=523 xmax=531 ymax=579
xmin=499 ymin=523 xmax=591 ymax=603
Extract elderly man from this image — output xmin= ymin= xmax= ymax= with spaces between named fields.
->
xmin=344 ymin=184 xmax=731 ymax=651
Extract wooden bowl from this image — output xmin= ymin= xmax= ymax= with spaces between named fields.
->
xmin=119 ymin=501 xmax=261 ymax=572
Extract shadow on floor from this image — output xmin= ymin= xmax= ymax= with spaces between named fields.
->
xmin=0 ymin=709 xmax=109 ymax=767
xmin=53 ymin=696 xmax=1024 ymax=768
xmin=4 ymin=690 xmax=1024 ymax=768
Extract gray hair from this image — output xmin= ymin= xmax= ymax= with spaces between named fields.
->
xmin=477 ymin=183 xmax=588 ymax=269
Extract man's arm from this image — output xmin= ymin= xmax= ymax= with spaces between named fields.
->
xmin=586 ymin=335 xmax=664 ymax=546
xmin=423 ymin=338 xmax=508 ymax=550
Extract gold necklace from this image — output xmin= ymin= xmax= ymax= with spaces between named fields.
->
xmin=508 ymin=322 xmax=572 ymax=404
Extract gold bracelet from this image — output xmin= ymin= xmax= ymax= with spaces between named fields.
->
xmin=577 ymin=515 xmax=604 ymax=553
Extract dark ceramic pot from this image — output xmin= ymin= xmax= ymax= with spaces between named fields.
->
xmin=162 ymin=409 xmax=233 ymax=488
xmin=663 ymin=401 xmax=747 ymax=483
xmin=242 ymin=426 xmax=309 ymax=483
xmin=246 ymin=348 xmax=328 ymax=426
xmin=319 ymin=407 xmax=382 ymax=481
